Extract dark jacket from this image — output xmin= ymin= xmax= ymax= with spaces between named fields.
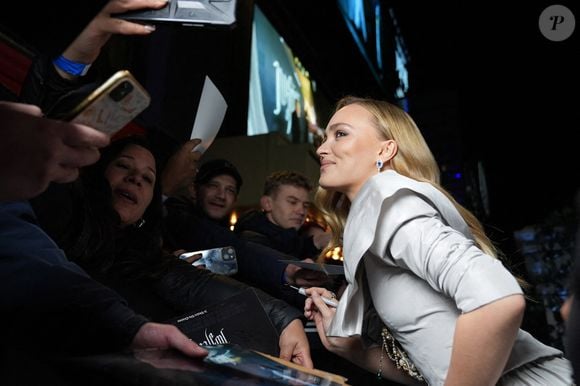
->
xmin=19 ymin=55 xmax=100 ymax=118
xmin=0 ymin=201 xmax=147 ymax=355
xmin=30 ymin=182 xmax=303 ymax=336
xmin=163 ymin=196 xmax=310 ymax=309
xmin=235 ymin=210 xmax=320 ymax=260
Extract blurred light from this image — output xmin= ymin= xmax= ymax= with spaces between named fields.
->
xmin=325 ymin=246 xmax=344 ymax=262
xmin=229 ymin=211 xmax=238 ymax=232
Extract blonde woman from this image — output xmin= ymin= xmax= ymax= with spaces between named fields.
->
xmin=304 ymin=96 xmax=572 ymax=385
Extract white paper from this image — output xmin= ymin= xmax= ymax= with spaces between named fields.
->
xmin=190 ymin=75 xmax=228 ymax=153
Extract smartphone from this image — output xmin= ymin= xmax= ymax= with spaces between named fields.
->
xmin=61 ymin=70 xmax=151 ymax=135
xmin=179 ymin=246 xmax=238 ymax=276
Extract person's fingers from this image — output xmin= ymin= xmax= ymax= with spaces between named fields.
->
xmin=310 ymin=292 xmax=335 ymax=320
xmin=303 ymin=296 xmax=315 ymax=319
xmin=183 ymin=253 xmax=203 ymax=264
xmin=173 ymin=249 xmax=187 ymax=257
xmin=305 ymin=287 xmax=336 ymax=300
xmin=61 ymin=122 xmax=110 ymax=149
xmin=304 ymin=296 xmax=314 ymax=311
xmin=57 ymin=144 xmax=103 ymax=170
xmin=278 ymin=342 xmax=293 ymax=362
xmin=51 ymin=165 xmax=81 ymax=184
xmin=0 ymin=101 xmax=42 ymax=116
xmin=164 ymin=325 xmax=208 ymax=357
xmin=182 ymin=138 xmax=202 ymax=153
xmin=98 ymin=0 xmax=169 ymax=35
xmin=296 ymin=350 xmax=314 ymax=369
xmin=104 ymin=0 xmax=169 ymax=14
xmin=101 ymin=17 xmax=157 ymax=35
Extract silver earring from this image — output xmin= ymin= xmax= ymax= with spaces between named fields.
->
xmin=136 ymin=218 xmax=146 ymax=228
xmin=376 ymin=159 xmax=384 ymax=171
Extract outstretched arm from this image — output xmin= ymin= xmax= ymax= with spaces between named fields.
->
xmin=56 ymin=0 xmax=168 ymax=79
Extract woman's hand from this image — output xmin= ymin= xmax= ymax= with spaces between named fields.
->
xmin=59 ymin=0 xmax=169 ymax=77
xmin=303 ymin=287 xmax=339 ymax=350
xmin=304 ymin=287 xmax=357 ymax=360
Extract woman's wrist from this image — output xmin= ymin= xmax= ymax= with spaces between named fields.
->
xmin=52 ymin=55 xmax=92 ymax=79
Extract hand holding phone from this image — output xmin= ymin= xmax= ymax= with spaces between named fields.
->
xmin=179 ymin=246 xmax=238 ymax=276
xmin=61 ymin=70 xmax=151 ymax=135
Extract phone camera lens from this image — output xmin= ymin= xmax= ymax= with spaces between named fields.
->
xmin=109 ymin=81 xmax=134 ymax=102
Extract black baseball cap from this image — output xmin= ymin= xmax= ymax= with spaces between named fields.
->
xmin=195 ymin=159 xmax=243 ymax=193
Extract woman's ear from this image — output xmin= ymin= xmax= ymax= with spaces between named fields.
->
xmin=379 ymin=140 xmax=398 ymax=162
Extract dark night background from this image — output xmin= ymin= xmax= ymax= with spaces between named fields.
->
xmin=393 ymin=1 xmax=577 ymax=250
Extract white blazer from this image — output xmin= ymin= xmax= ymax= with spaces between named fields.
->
xmin=328 ymin=170 xmax=564 ymax=384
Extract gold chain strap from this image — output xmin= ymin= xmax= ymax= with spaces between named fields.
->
xmin=377 ymin=326 xmax=425 ymax=382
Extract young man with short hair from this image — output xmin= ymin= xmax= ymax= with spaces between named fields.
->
xmin=235 ymin=171 xmax=330 ymax=260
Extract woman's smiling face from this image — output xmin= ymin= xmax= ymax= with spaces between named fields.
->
xmin=104 ymin=144 xmax=156 ymax=227
xmin=317 ymin=103 xmax=386 ymax=200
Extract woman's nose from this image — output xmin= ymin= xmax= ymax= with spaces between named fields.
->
xmin=125 ymin=173 xmax=141 ymax=186
xmin=317 ymin=136 xmax=330 ymax=155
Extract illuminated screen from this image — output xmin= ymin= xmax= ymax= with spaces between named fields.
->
xmin=247 ymin=5 xmax=323 ymax=144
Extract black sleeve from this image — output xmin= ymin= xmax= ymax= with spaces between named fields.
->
xmin=300 ymin=234 xmax=321 ymax=260
xmin=152 ymin=258 xmax=304 ymax=334
xmin=0 ymin=201 xmax=148 ymax=355
xmin=19 ymin=54 xmax=98 ymax=117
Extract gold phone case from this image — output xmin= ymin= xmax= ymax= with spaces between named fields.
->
xmin=64 ymin=70 xmax=151 ymax=135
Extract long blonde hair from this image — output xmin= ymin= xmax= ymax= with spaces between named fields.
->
xmin=316 ymin=96 xmax=499 ymax=262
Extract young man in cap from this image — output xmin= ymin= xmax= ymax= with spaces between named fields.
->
xmin=192 ymin=159 xmax=243 ymax=227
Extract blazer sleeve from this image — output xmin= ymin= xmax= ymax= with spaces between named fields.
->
xmin=384 ymin=194 xmax=523 ymax=313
